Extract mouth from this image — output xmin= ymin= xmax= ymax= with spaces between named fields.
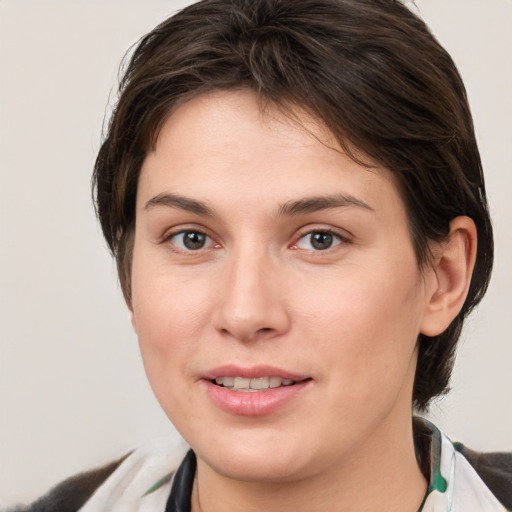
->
xmin=211 ymin=376 xmax=300 ymax=392
xmin=203 ymin=365 xmax=312 ymax=414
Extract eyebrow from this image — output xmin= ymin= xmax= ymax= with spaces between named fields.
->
xmin=144 ymin=193 xmax=213 ymax=216
xmin=278 ymin=194 xmax=374 ymax=216
xmin=144 ymin=192 xmax=374 ymax=217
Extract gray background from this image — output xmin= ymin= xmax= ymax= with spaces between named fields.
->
xmin=1 ymin=0 xmax=511 ymax=506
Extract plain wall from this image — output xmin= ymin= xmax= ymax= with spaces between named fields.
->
xmin=1 ymin=0 xmax=511 ymax=507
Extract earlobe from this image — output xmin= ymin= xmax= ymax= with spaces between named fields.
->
xmin=420 ymin=216 xmax=477 ymax=337
xmin=129 ymin=308 xmax=137 ymax=333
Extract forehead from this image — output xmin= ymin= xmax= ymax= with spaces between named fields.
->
xmin=137 ymin=89 xmax=406 ymax=221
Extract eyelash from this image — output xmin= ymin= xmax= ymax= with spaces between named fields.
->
xmin=163 ymin=227 xmax=350 ymax=254
xmin=164 ymin=229 xmax=218 ymax=252
xmin=291 ymin=229 xmax=349 ymax=252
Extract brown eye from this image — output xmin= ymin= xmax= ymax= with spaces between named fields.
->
xmin=310 ymin=232 xmax=334 ymax=250
xmin=169 ymin=231 xmax=211 ymax=250
xmin=296 ymin=231 xmax=342 ymax=251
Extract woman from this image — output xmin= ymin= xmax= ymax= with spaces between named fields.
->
xmin=8 ymin=0 xmax=511 ymax=510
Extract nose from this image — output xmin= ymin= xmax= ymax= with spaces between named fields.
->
xmin=212 ymin=247 xmax=291 ymax=343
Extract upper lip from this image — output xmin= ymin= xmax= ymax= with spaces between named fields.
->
xmin=202 ymin=364 xmax=310 ymax=382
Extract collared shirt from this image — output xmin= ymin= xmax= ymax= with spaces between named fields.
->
xmin=73 ymin=419 xmax=510 ymax=512
xmin=8 ymin=419 xmax=506 ymax=512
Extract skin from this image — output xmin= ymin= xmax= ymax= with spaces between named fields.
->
xmin=130 ymin=89 xmax=476 ymax=512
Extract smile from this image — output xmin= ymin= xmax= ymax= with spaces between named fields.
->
xmin=213 ymin=376 xmax=296 ymax=391
xmin=205 ymin=377 xmax=311 ymax=416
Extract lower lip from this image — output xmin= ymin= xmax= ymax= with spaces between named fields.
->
xmin=203 ymin=380 xmax=311 ymax=416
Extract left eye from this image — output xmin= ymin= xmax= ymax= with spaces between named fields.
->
xmin=295 ymin=231 xmax=343 ymax=251
xmin=168 ymin=230 xmax=214 ymax=251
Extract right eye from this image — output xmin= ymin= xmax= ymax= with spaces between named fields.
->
xmin=167 ymin=230 xmax=216 ymax=251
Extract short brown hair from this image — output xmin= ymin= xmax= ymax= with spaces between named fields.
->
xmin=93 ymin=0 xmax=493 ymax=410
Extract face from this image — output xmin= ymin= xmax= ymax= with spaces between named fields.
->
xmin=131 ymin=90 xmax=437 ymax=483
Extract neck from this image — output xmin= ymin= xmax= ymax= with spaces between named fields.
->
xmin=191 ymin=414 xmax=427 ymax=512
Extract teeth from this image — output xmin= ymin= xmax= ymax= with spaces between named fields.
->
xmin=269 ymin=377 xmax=282 ymax=388
xmin=214 ymin=376 xmax=296 ymax=391
xmin=234 ymin=377 xmax=251 ymax=389
xmin=250 ymin=377 xmax=269 ymax=390
xmin=222 ymin=376 xmax=234 ymax=387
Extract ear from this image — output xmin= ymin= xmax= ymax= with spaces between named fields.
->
xmin=420 ymin=216 xmax=477 ymax=337
xmin=129 ymin=306 xmax=137 ymax=333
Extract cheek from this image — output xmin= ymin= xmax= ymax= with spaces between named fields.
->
xmin=130 ymin=255 xmax=213 ymax=377
xmin=295 ymin=259 xmax=424 ymax=391
xmin=130 ymin=273 xmax=210 ymax=424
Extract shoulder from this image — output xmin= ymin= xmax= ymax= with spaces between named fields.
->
xmin=6 ymin=455 xmax=129 ymax=512
xmin=454 ymin=441 xmax=512 ymax=510
xmin=7 ymin=437 xmax=188 ymax=512
xmin=414 ymin=416 xmax=512 ymax=511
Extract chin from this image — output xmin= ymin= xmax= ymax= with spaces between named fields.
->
xmin=191 ymin=425 xmax=325 ymax=483
xmin=208 ymin=450 xmax=311 ymax=483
